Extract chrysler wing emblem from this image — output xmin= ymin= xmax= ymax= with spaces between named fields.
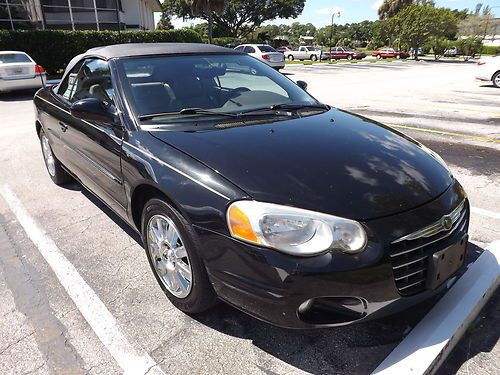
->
xmin=441 ymin=215 xmax=453 ymax=231
xmin=392 ymin=200 xmax=465 ymax=243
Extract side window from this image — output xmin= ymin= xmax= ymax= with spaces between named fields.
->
xmin=234 ymin=46 xmax=244 ymax=52
xmin=70 ymin=59 xmax=114 ymax=105
xmin=244 ymin=46 xmax=255 ymax=53
xmin=57 ymin=61 xmax=84 ymax=100
xmin=299 ymin=47 xmax=305 ymax=52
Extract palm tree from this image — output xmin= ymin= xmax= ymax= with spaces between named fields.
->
xmin=378 ymin=0 xmax=414 ymax=19
xmin=186 ymin=0 xmax=226 ymax=43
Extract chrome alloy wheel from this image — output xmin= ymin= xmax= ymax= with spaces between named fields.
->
xmin=147 ymin=214 xmax=192 ymax=298
xmin=41 ymin=134 xmax=56 ymax=177
xmin=494 ymin=73 xmax=500 ymax=88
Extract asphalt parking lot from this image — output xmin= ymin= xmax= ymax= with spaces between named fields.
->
xmin=0 ymin=60 xmax=498 ymax=375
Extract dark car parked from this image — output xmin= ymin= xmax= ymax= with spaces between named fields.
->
xmin=330 ymin=47 xmax=366 ymax=60
xmin=34 ymin=43 xmax=469 ymax=328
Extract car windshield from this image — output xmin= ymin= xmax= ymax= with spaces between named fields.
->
xmin=258 ymin=45 xmax=276 ymax=52
xmin=0 ymin=53 xmax=32 ymax=64
xmin=116 ymin=54 xmax=320 ymax=124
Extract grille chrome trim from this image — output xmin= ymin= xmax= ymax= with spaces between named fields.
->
xmin=390 ymin=208 xmax=467 ymax=258
xmin=392 ymin=200 xmax=465 ymax=244
xmin=388 ymin=201 xmax=469 ymax=296
xmin=398 ymin=279 xmax=425 ymax=291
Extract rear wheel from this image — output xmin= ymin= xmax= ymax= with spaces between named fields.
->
xmin=493 ymin=71 xmax=500 ymax=88
xmin=310 ymin=54 xmax=318 ymax=61
xmin=287 ymin=55 xmax=294 ymax=61
xmin=39 ymin=129 xmax=71 ymax=185
xmin=376 ymin=54 xmax=382 ymax=60
xmin=142 ymin=198 xmax=217 ymax=313
xmin=396 ymin=54 xmax=401 ymax=59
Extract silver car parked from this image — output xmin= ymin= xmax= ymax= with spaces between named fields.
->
xmin=234 ymin=44 xmax=285 ymax=70
xmin=0 ymin=51 xmax=46 ymax=93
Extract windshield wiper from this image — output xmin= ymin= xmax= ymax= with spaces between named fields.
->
xmin=139 ymin=108 xmax=237 ymax=121
xmin=269 ymin=103 xmax=330 ymax=111
xmin=237 ymin=103 xmax=329 ymax=117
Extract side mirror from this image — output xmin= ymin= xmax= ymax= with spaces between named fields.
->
xmin=296 ymin=80 xmax=308 ymax=91
xmin=70 ymin=98 xmax=117 ymax=125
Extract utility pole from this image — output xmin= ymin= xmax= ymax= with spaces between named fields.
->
xmin=329 ymin=11 xmax=341 ymax=58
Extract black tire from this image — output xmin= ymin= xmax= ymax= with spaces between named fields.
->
xmin=141 ymin=198 xmax=217 ymax=314
xmin=396 ymin=54 xmax=401 ymax=59
xmin=347 ymin=54 xmax=353 ymax=60
xmin=376 ymin=54 xmax=382 ymax=60
xmin=39 ymin=129 xmax=71 ymax=185
xmin=287 ymin=55 xmax=294 ymax=61
xmin=310 ymin=54 xmax=317 ymax=61
xmin=492 ymin=71 xmax=500 ymax=88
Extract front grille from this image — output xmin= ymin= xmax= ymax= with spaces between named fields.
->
xmin=388 ymin=201 xmax=469 ymax=296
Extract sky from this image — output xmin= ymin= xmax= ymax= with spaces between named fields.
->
xmin=157 ymin=0 xmax=500 ymax=29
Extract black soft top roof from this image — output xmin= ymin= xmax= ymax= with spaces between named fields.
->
xmin=86 ymin=43 xmax=239 ymax=59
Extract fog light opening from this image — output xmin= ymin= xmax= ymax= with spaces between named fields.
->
xmin=297 ymin=297 xmax=367 ymax=325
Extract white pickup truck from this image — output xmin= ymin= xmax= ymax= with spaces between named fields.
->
xmin=284 ymin=46 xmax=323 ymax=61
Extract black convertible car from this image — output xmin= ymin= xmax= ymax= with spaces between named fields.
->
xmin=34 ymin=43 xmax=469 ymax=328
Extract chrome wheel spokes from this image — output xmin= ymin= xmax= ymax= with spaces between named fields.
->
xmin=41 ymin=134 xmax=56 ymax=177
xmin=147 ymin=214 xmax=192 ymax=298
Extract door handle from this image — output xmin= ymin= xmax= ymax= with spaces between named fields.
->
xmin=59 ymin=122 xmax=68 ymax=132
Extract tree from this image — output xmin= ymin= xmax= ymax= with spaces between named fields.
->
xmin=163 ymin=0 xmax=305 ymax=38
xmin=157 ymin=4 xmax=174 ymax=29
xmin=378 ymin=0 xmax=436 ymax=20
xmin=378 ymin=0 xmax=414 ymax=20
xmin=186 ymin=0 xmax=226 ymax=43
xmin=425 ymin=36 xmax=450 ymax=59
xmin=386 ymin=4 xmax=457 ymax=59
xmin=458 ymin=5 xmax=495 ymax=39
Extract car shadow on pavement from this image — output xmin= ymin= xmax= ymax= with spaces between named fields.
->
xmin=190 ymin=242 xmax=484 ymax=374
xmin=68 ymin=181 xmax=490 ymax=374
xmin=0 ymin=90 xmax=36 ymax=102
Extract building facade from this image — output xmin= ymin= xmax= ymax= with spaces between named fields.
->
xmin=0 ymin=0 xmax=161 ymax=31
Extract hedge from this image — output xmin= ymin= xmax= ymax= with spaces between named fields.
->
xmin=210 ymin=37 xmax=245 ymax=47
xmin=482 ymin=45 xmax=500 ymax=56
xmin=0 ymin=29 xmax=202 ymax=74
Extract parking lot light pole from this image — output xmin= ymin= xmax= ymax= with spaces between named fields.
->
xmin=329 ymin=11 xmax=341 ymax=59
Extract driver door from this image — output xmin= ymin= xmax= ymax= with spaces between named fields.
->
xmin=60 ymin=58 xmax=127 ymax=216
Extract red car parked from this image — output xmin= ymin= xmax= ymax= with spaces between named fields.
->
xmin=330 ymin=47 xmax=366 ymax=60
xmin=372 ymin=48 xmax=409 ymax=59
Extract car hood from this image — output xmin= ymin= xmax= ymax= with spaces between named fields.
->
xmin=150 ymin=109 xmax=453 ymax=220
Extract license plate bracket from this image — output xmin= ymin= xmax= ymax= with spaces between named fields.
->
xmin=426 ymin=236 xmax=467 ymax=290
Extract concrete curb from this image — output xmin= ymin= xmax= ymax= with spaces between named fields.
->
xmin=373 ymin=241 xmax=500 ymax=375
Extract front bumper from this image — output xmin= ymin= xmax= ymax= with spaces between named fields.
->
xmin=196 ymin=180 xmax=469 ymax=328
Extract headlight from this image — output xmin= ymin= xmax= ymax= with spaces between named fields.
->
xmin=227 ymin=201 xmax=367 ymax=256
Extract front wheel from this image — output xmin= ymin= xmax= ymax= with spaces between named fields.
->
xmin=492 ymin=71 xmax=500 ymax=88
xmin=310 ymin=54 xmax=318 ymax=61
xmin=396 ymin=54 xmax=401 ymax=59
xmin=376 ymin=54 xmax=382 ymax=60
xmin=39 ymin=129 xmax=71 ymax=185
xmin=287 ymin=55 xmax=294 ymax=61
xmin=142 ymin=198 xmax=217 ymax=313
xmin=347 ymin=54 xmax=353 ymax=60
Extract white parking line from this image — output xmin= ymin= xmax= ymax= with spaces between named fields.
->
xmin=373 ymin=240 xmax=500 ymax=375
xmin=0 ymin=185 xmax=165 ymax=375
xmin=471 ymin=206 xmax=500 ymax=220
